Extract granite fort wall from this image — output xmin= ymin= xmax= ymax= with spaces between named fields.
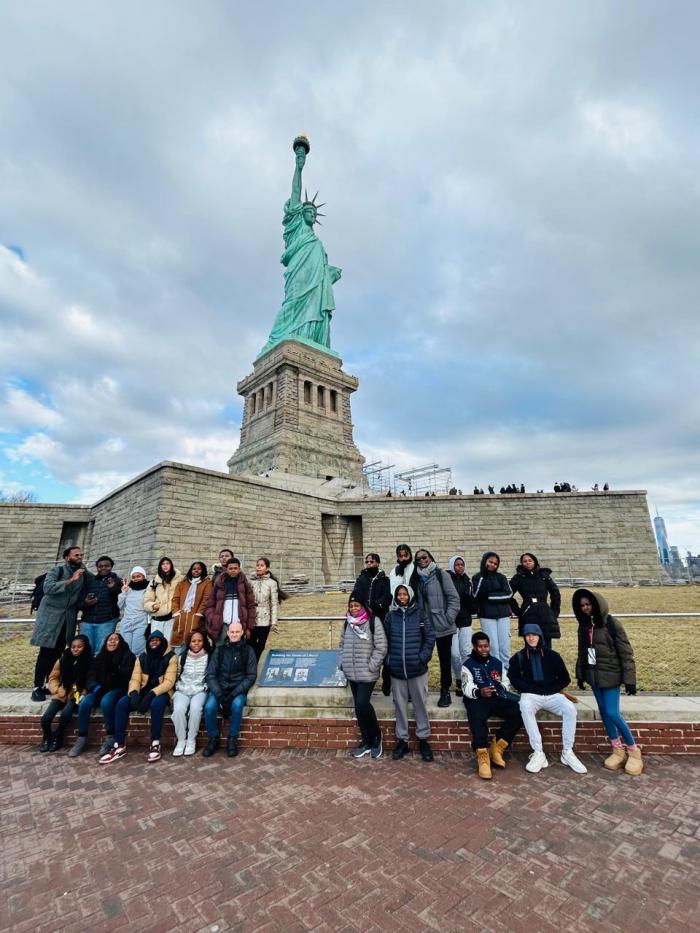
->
xmin=354 ymin=490 xmax=663 ymax=580
xmin=0 ymin=466 xmax=663 ymax=583
xmin=0 ymin=503 xmax=91 ymax=573
xmin=148 ymin=464 xmax=325 ymax=577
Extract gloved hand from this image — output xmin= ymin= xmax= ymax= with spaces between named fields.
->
xmin=129 ymin=691 xmax=140 ymax=711
xmin=625 ymin=683 xmax=637 ymax=696
xmin=381 ymin=665 xmax=392 ymax=697
xmin=137 ymin=690 xmax=156 ymax=713
xmin=577 ymin=679 xmax=586 ymax=691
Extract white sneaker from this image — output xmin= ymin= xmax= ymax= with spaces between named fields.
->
xmin=184 ymin=740 xmax=196 ymax=756
xmin=173 ymin=740 xmax=186 ymax=757
xmin=526 ymin=750 xmax=549 ymax=773
xmin=561 ymin=748 xmax=588 ymax=774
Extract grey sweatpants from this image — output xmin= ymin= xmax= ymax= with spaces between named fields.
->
xmin=392 ymin=673 xmax=431 ymax=740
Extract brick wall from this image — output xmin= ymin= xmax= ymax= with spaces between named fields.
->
xmin=2 ymin=715 xmax=697 ymax=755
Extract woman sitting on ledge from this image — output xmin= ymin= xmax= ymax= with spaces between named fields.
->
xmin=39 ymin=634 xmax=92 ymax=753
xmin=68 ymin=632 xmax=135 ymax=758
xmin=99 ymin=630 xmax=177 ymax=765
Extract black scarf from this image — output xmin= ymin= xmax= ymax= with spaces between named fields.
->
xmin=130 ymin=579 xmax=148 ymax=590
xmin=93 ymin=638 xmax=129 ymax=685
xmin=58 ymin=642 xmax=93 ymax=691
xmin=224 ymin=575 xmax=240 ymax=596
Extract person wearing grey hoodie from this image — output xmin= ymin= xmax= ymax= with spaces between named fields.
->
xmin=384 ymin=584 xmax=436 ymax=762
xmin=414 ymin=549 xmax=459 ymax=708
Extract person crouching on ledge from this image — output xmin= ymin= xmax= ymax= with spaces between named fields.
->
xmin=461 ymin=632 xmax=523 ymax=780
xmin=99 ymin=630 xmax=177 ymax=765
xmin=507 ymin=619 xmax=587 ymax=774
xmin=572 ymin=588 xmax=642 ymax=775
xmin=202 ymin=620 xmax=257 ymax=758
xmin=39 ymin=634 xmax=92 ymax=752
xmin=339 ymin=596 xmax=387 ymax=760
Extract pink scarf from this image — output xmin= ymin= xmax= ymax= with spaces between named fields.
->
xmin=346 ymin=607 xmax=370 ymax=627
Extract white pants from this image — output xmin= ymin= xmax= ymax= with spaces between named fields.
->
xmin=519 ymin=692 xmax=577 ymax=752
xmin=451 ymin=627 xmax=472 ymax=679
xmin=479 ymin=617 xmax=510 ymax=669
xmin=171 ymin=691 xmax=207 ymax=742
xmin=154 ymin=619 xmax=173 ymax=644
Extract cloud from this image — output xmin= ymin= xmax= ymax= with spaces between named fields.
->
xmin=0 ymin=1 xmax=698 ymax=552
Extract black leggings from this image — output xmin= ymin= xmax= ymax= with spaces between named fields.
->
xmin=40 ymin=698 xmax=77 ymax=736
xmin=33 ymin=630 xmax=67 ymax=689
xmin=349 ymin=680 xmax=380 ymax=747
xmin=249 ymin=626 xmax=271 ymax=661
xmin=435 ymin=634 xmax=453 ymax=692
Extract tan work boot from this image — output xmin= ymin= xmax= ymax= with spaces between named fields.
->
xmin=489 ymin=738 xmax=508 ymax=768
xmin=476 ymin=747 xmax=492 ymax=780
xmin=603 ymin=746 xmax=627 ymax=771
xmin=624 ymin=747 xmax=643 ymax=776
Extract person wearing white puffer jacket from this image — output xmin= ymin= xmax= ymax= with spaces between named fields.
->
xmin=171 ymin=630 xmax=213 ymax=756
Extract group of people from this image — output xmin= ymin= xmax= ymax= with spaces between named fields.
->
xmin=31 ymin=546 xmax=281 ymax=761
xmin=30 ymin=543 xmax=642 ymax=776
xmin=343 ymin=545 xmax=642 ymax=775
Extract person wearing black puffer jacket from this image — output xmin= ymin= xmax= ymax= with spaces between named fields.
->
xmin=202 ymin=620 xmax=257 ymax=758
xmin=447 ymin=555 xmax=475 ymax=698
xmin=509 ymin=553 xmax=561 ymax=647
xmin=508 ymin=622 xmax=587 ymax=775
xmin=384 ymin=584 xmax=436 ymax=762
xmin=472 ymin=552 xmax=513 ymax=669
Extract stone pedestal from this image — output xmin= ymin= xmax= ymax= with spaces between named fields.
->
xmin=227 ymin=340 xmax=365 ymax=483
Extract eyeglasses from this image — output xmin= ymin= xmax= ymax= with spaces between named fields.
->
xmin=416 ymin=555 xmax=430 ymax=562
xmin=364 ymin=559 xmax=377 ymax=564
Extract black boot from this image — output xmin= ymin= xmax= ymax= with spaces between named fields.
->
xmin=437 ymin=689 xmax=452 ymax=708
xmin=227 ymin=737 xmax=239 ymax=758
xmin=419 ymin=739 xmax=434 ymax=762
xmin=454 ymin=678 xmax=463 ymax=698
xmin=391 ymin=739 xmax=409 ymax=760
xmin=38 ymin=727 xmax=52 ymax=752
xmin=48 ymin=728 xmax=65 ymax=753
xmin=202 ymin=737 xmax=220 ymax=758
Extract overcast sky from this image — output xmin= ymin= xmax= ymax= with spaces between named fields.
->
xmin=1 ymin=1 xmax=698 ymax=554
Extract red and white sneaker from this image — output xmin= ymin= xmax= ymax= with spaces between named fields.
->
xmin=147 ymin=741 xmax=161 ymax=763
xmin=99 ymin=743 xmax=126 ymax=764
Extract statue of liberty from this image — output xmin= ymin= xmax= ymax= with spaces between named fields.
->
xmin=259 ymin=136 xmax=341 ymax=356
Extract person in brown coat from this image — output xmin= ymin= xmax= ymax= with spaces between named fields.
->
xmin=205 ymin=558 xmax=256 ymax=645
xmin=38 ymin=634 xmax=92 ymax=752
xmin=170 ymin=561 xmax=212 ymax=648
xmin=573 ymin=588 xmax=642 ymax=775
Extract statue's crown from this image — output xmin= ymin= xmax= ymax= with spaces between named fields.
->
xmin=303 ymin=190 xmax=326 ymax=224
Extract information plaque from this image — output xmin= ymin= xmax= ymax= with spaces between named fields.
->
xmin=260 ymin=649 xmax=347 ymax=688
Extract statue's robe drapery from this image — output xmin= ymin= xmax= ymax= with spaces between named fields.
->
xmin=262 ymin=199 xmax=340 ymax=352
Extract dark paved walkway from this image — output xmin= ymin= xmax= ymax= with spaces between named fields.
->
xmin=1 ymin=746 xmax=698 ymax=932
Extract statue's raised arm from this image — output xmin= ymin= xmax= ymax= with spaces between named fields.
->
xmin=259 ymin=136 xmax=342 ymax=357
xmin=290 ymin=142 xmax=306 ymax=204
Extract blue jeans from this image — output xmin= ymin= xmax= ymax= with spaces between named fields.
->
xmin=204 ymin=693 xmax=247 ymax=739
xmin=77 ymin=688 xmax=124 ymax=736
xmin=80 ymin=619 xmax=119 ymax=655
xmin=591 ymin=685 xmax=635 ymax=746
xmin=114 ymin=692 xmax=169 ymax=745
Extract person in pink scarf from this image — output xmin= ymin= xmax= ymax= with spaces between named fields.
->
xmin=338 ymin=596 xmax=387 ymax=760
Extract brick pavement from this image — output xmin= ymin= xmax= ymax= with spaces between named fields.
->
xmin=1 ymin=745 xmax=699 ymax=933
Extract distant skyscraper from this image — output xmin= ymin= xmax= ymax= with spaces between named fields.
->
xmin=654 ymin=513 xmax=670 ymax=566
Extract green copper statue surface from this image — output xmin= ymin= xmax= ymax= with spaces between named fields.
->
xmin=260 ymin=136 xmax=341 ymax=356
